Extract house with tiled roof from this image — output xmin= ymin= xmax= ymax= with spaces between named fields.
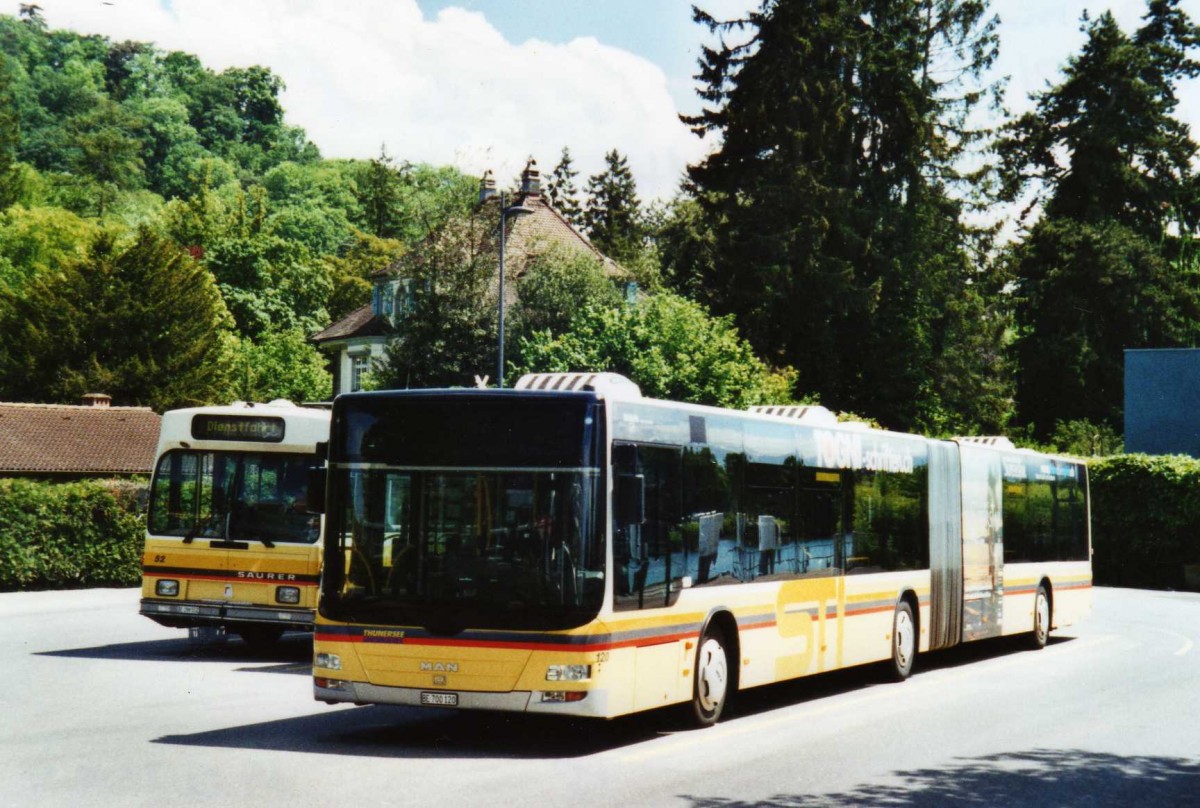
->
xmin=0 ymin=395 xmax=161 ymax=479
xmin=311 ymin=158 xmax=630 ymax=396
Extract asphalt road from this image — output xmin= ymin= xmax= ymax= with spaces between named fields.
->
xmin=2 ymin=586 xmax=1198 ymax=807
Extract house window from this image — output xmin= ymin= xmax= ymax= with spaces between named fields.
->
xmin=374 ymin=279 xmax=416 ymax=326
xmin=350 ymin=354 xmax=372 ymax=392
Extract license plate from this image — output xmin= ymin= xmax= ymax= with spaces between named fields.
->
xmin=420 ymin=692 xmax=458 ymax=707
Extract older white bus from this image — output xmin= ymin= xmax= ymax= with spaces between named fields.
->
xmin=311 ymin=374 xmax=1090 ymax=724
xmin=140 ymin=401 xmax=330 ymax=648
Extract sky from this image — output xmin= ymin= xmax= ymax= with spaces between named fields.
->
xmin=10 ymin=0 xmax=1200 ymax=201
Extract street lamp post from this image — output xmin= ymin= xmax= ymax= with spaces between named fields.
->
xmin=497 ymin=190 xmax=532 ymax=388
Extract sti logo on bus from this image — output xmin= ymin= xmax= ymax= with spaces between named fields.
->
xmin=191 ymin=414 xmax=285 ymax=443
xmin=420 ymin=661 xmax=460 ymax=673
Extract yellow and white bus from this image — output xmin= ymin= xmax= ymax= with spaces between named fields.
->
xmin=311 ymin=373 xmax=1090 ymax=724
xmin=140 ymin=401 xmax=330 ymax=648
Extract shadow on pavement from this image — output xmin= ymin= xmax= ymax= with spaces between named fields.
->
xmin=153 ymin=704 xmax=674 ymax=760
xmin=36 ymin=632 xmax=311 ymax=668
xmin=149 ymin=633 xmax=1078 ymax=758
xmin=679 ymin=749 xmax=1200 ymax=807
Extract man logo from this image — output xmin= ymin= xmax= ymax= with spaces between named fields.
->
xmin=420 ymin=661 xmax=459 ymax=673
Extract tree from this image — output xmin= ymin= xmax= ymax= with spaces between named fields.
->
xmin=583 ymin=149 xmax=644 ymax=265
xmin=229 ymin=327 xmax=331 ymax=404
xmin=997 ymin=1 xmax=1200 ymax=436
xmin=683 ymin=0 xmax=1008 ymax=432
xmin=545 ymin=147 xmax=583 ymax=226
xmin=0 ymin=51 xmax=21 ymax=210
xmin=506 ymin=244 xmax=622 ymax=351
xmin=355 ymin=146 xmax=402 ymax=239
xmin=514 ymin=291 xmax=796 ymax=409
xmin=323 ymin=229 xmax=407 ymax=322
xmin=0 ymin=227 xmax=235 ymax=409
xmin=374 ymin=206 xmax=498 ymax=389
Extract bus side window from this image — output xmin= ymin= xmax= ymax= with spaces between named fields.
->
xmin=614 ymin=443 xmax=683 ymax=611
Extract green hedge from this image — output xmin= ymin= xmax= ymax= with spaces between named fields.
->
xmin=1089 ymin=454 xmax=1200 ymax=590
xmin=0 ymin=478 xmax=148 ymax=592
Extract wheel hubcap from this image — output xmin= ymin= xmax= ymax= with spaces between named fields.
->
xmin=895 ymin=610 xmax=914 ymax=669
xmin=697 ymin=638 xmax=728 ymax=713
xmin=1036 ymin=592 xmax=1049 ymax=640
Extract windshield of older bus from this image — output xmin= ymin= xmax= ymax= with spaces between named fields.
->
xmin=319 ymin=393 xmax=604 ymax=632
xmin=148 ymin=450 xmax=320 ymax=544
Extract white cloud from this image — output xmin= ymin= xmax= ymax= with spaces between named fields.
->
xmin=25 ymin=0 xmax=709 ymax=200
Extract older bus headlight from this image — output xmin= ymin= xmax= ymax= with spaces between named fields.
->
xmin=155 ymin=579 xmax=180 ymax=597
xmin=546 ymin=664 xmax=591 ymax=682
xmin=315 ymin=653 xmax=342 ymax=671
xmin=276 ymin=586 xmax=301 ymax=604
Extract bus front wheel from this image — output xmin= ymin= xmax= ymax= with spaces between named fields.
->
xmin=691 ymin=626 xmax=730 ymax=727
xmin=889 ymin=601 xmax=916 ymax=681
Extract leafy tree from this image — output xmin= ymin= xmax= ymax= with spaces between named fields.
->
xmin=229 ymin=326 xmax=331 ymax=404
xmin=0 ymin=204 xmax=99 ymax=291
xmin=545 ymin=146 xmax=583 ymax=226
xmin=583 ymin=148 xmax=644 ymax=265
xmin=998 ymin=0 xmax=1200 ymax=436
xmin=205 ymin=228 xmax=331 ymax=339
xmin=514 ymin=291 xmax=796 ymax=409
xmin=684 ymin=0 xmax=1007 ymax=432
xmin=374 ymin=207 xmax=498 ymax=389
xmin=323 ymin=229 xmax=406 ymax=322
xmin=66 ymin=97 xmax=145 ymax=214
xmin=507 ymin=244 xmax=622 ymax=345
xmin=0 ymin=227 xmax=235 ymax=409
xmin=0 ymin=51 xmax=20 ymax=209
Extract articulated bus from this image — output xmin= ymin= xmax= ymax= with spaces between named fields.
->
xmin=311 ymin=373 xmax=1091 ymax=725
xmin=140 ymin=401 xmax=331 ymax=648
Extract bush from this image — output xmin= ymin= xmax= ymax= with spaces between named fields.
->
xmin=1089 ymin=454 xmax=1200 ymax=590
xmin=0 ymin=477 xmax=147 ymax=591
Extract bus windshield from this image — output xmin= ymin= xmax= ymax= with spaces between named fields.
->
xmin=320 ymin=393 xmax=605 ymax=632
xmin=148 ymin=450 xmax=320 ymax=544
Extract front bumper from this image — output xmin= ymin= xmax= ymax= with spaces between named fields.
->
xmin=314 ymin=680 xmax=610 ymax=718
xmin=140 ymin=598 xmax=314 ymax=630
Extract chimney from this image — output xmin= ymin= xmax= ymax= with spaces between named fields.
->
xmin=83 ymin=393 xmax=112 ymax=408
xmin=478 ymin=170 xmax=497 ymax=204
xmin=520 ymin=158 xmax=540 ymax=198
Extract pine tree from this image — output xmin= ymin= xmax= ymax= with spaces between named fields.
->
xmin=998 ymin=0 xmax=1200 ymax=436
xmin=545 ymin=146 xmax=583 ymax=226
xmin=583 ymin=149 xmax=643 ymax=266
xmin=356 ymin=145 xmax=402 ymax=239
xmin=684 ymin=0 xmax=1007 ymax=432
xmin=0 ymin=228 xmax=236 ymax=409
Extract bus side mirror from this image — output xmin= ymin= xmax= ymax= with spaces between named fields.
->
xmin=306 ymin=467 xmax=327 ymax=515
xmin=616 ymin=474 xmax=645 ymax=527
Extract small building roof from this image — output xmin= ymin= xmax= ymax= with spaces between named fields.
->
xmin=0 ymin=401 xmax=161 ymax=476
xmin=310 ymin=304 xmax=388 ymax=345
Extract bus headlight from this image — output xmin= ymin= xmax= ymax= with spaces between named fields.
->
xmin=546 ymin=664 xmax=591 ymax=682
xmin=155 ymin=579 xmax=180 ymax=597
xmin=276 ymin=586 xmax=301 ymax=604
xmin=315 ymin=653 xmax=342 ymax=671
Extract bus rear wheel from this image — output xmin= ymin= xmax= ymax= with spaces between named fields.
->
xmin=889 ymin=601 xmax=916 ymax=681
xmin=691 ymin=626 xmax=731 ymax=727
xmin=1029 ymin=585 xmax=1051 ymax=649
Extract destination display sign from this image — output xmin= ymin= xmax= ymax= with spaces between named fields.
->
xmin=191 ymin=414 xmax=285 ymax=443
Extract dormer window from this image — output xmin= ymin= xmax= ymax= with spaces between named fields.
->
xmin=372 ymin=278 xmax=418 ymax=326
